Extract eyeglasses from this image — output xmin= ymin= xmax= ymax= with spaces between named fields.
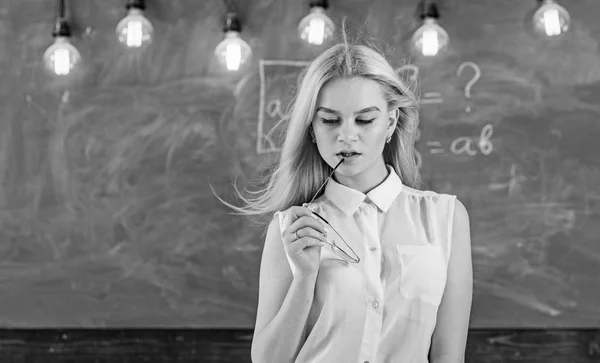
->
xmin=304 ymin=159 xmax=360 ymax=264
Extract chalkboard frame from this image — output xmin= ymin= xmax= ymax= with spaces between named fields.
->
xmin=0 ymin=328 xmax=599 ymax=362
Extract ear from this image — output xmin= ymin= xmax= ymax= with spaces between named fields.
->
xmin=388 ymin=108 xmax=399 ymax=130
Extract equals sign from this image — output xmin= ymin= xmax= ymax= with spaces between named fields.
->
xmin=420 ymin=92 xmax=443 ymax=104
xmin=426 ymin=141 xmax=444 ymax=154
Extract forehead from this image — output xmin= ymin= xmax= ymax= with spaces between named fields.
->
xmin=316 ymin=77 xmax=386 ymax=111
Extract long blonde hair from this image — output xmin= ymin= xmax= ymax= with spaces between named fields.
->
xmin=215 ymin=38 xmax=421 ymax=228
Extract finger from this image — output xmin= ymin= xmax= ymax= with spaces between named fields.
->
xmin=289 ymin=237 xmax=325 ymax=255
xmin=282 ymin=225 xmax=308 ymax=245
xmin=282 ymin=225 xmax=325 ymax=246
xmin=288 ymin=206 xmax=315 ymax=220
xmin=295 ymin=226 xmax=328 ymax=244
xmin=288 ymin=216 xmax=327 ymax=235
xmin=281 ymin=229 xmax=298 ymax=245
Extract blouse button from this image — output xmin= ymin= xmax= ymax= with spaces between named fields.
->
xmin=372 ymin=301 xmax=379 ymax=308
xmin=369 ymin=246 xmax=377 ymax=252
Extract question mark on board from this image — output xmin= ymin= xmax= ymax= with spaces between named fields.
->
xmin=456 ymin=61 xmax=481 ymax=113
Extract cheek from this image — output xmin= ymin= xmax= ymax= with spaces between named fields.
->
xmin=313 ymin=129 xmax=333 ymax=150
xmin=365 ymin=128 xmax=388 ymax=145
xmin=314 ymin=127 xmax=335 ymax=142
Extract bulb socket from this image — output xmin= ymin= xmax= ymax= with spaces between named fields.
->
xmin=52 ymin=17 xmax=71 ymax=37
xmin=309 ymin=0 xmax=329 ymax=9
xmin=419 ymin=0 xmax=440 ymax=20
xmin=223 ymin=12 xmax=242 ymax=33
xmin=125 ymin=0 xmax=146 ymax=11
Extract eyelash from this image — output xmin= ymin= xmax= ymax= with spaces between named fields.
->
xmin=320 ymin=118 xmax=375 ymax=125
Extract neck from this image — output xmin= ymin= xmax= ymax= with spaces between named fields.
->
xmin=333 ymin=159 xmax=389 ymax=194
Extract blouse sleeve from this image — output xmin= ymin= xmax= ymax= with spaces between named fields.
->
xmin=274 ymin=210 xmax=297 ymax=277
xmin=442 ymin=194 xmax=457 ymax=266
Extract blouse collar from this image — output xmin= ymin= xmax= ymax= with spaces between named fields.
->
xmin=323 ymin=164 xmax=403 ymax=216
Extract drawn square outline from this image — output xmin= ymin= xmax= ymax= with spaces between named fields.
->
xmin=257 ymin=60 xmax=310 ymax=155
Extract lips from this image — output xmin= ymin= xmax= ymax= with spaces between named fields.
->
xmin=337 ymin=150 xmax=360 ymax=157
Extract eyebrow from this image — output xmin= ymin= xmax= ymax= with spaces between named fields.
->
xmin=316 ymin=106 xmax=381 ymax=115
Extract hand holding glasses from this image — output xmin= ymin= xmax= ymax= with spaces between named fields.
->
xmin=278 ymin=158 xmax=360 ymax=278
xmin=304 ymin=158 xmax=360 ymax=264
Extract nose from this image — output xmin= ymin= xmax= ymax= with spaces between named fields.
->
xmin=337 ymin=121 xmax=358 ymax=143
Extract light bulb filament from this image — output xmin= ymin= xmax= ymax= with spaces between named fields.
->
xmin=126 ymin=20 xmax=143 ymax=47
xmin=308 ymin=18 xmax=325 ymax=45
xmin=543 ymin=9 xmax=561 ymax=36
xmin=226 ymin=43 xmax=242 ymax=71
xmin=54 ymin=48 xmax=71 ymax=75
xmin=422 ymin=29 xmax=439 ymax=56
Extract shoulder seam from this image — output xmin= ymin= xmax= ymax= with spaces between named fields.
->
xmin=400 ymin=186 xmax=439 ymax=197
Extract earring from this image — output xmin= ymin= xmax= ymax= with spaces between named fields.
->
xmin=311 ymin=133 xmax=316 ymax=143
xmin=386 ymin=134 xmax=392 ymax=143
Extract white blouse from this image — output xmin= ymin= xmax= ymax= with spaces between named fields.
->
xmin=276 ymin=165 xmax=457 ymax=363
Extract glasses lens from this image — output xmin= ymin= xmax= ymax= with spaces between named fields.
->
xmin=311 ymin=211 xmax=359 ymax=264
xmin=327 ymin=227 xmax=359 ymax=264
xmin=331 ymin=244 xmax=357 ymax=263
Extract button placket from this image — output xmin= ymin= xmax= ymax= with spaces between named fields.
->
xmin=362 ymin=202 xmax=378 ymax=252
xmin=357 ymin=198 xmax=383 ymax=363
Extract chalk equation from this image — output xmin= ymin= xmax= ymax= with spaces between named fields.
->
xmin=257 ymin=60 xmax=486 ymax=157
xmin=396 ymin=61 xmax=481 ymax=112
xmin=413 ymin=124 xmax=494 ymax=169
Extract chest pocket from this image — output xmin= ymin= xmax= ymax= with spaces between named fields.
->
xmin=395 ymin=244 xmax=447 ymax=306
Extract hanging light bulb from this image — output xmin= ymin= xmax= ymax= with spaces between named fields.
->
xmin=116 ymin=0 xmax=154 ymax=48
xmin=42 ymin=0 xmax=81 ymax=76
xmin=532 ymin=0 xmax=571 ymax=37
xmin=411 ymin=1 xmax=449 ymax=57
xmin=298 ymin=0 xmax=335 ymax=46
xmin=214 ymin=12 xmax=252 ymax=72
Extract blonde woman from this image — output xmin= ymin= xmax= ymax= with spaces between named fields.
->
xmin=221 ymin=37 xmax=473 ymax=363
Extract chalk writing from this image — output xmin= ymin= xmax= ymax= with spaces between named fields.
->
xmin=488 ymin=163 xmax=527 ymax=197
xmin=421 ymin=92 xmax=443 ymax=104
xmin=395 ymin=65 xmax=444 ymax=104
xmin=266 ymin=99 xmax=285 ymax=119
xmin=257 ymin=60 xmax=309 ymax=154
xmin=413 ymin=124 xmax=494 ymax=169
xmin=426 ymin=141 xmax=444 ymax=154
xmin=457 ymin=61 xmax=482 ymax=113
xmin=450 ymin=123 xmax=494 ymax=156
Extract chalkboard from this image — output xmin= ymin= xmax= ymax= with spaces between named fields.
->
xmin=0 ymin=0 xmax=598 ymax=330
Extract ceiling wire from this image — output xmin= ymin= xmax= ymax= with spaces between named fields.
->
xmin=223 ymin=0 xmax=240 ymax=13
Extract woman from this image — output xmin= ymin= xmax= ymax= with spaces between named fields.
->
xmin=222 ymin=38 xmax=473 ymax=363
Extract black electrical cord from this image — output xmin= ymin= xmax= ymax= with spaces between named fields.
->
xmin=52 ymin=0 xmax=71 ymax=37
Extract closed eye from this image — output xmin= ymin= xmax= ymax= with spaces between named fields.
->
xmin=357 ymin=119 xmax=375 ymax=124
xmin=320 ymin=118 xmax=375 ymax=125
xmin=320 ymin=118 xmax=339 ymax=124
